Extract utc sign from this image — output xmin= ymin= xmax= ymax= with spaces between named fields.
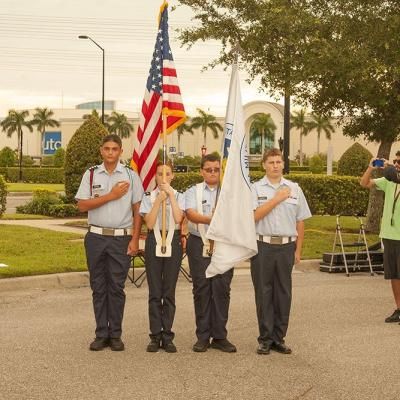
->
xmin=43 ymin=131 xmax=62 ymax=155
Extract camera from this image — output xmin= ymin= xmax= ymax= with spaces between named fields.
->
xmin=372 ymin=159 xmax=384 ymax=168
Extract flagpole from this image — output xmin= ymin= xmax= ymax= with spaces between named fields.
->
xmin=161 ymin=112 xmax=167 ymax=254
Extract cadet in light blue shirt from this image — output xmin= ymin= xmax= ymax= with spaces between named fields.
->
xmin=76 ymin=162 xmax=143 ymax=229
xmin=184 ymin=154 xmax=237 ymax=354
xmin=75 ymin=134 xmax=143 ymax=352
xmin=251 ymin=148 xmax=311 ymax=356
xmin=139 ymin=163 xmax=185 ymax=353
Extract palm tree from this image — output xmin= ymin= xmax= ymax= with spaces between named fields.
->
xmin=190 ymin=108 xmax=223 ymax=149
xmin=250 ymin=113 xmax=277 ymax=153
xmin=290 ymin=109 xmax=310 ymax=166
xmin=176 ymin=117 xmax=194 ymax=154
xmin=307 ymin=113 xmax=335 ymax=154
xmin=0 ymin=109 xmax=33 ymax=180
xmin=107 ymin=111 xmax=134 ymax=139
xmin=31 ymin=107 xmax=60 ymax=153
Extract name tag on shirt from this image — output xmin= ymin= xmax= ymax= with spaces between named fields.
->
xmin=92 ymin=183 xmax=105 ymax=197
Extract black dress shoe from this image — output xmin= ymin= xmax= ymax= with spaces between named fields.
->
xmin=110 ymin=338 xmax=125 ymax=351
xmin=271 ymin=341 xmax=292 ymax=354
xmin=146 ymin=338 xmax=160 ymax=352
xmin=385 ymin=309 xmax=400 ymax=323
xmin=257 ymin=342 xmax=271 ymax=355
xmin=89 ymin=337 xmax=109 ymax=351
xmin=192 ymin=339 xmax=210 ymax=352
xmin=210 ymin=338 xmax=237 ymax=353
xmin=162 ymin=340 xmax=177 ymax=353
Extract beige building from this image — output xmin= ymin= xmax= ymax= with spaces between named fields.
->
xmin=0 ymin=101 xmax=395 ymax=164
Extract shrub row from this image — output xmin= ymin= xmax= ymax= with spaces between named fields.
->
xmin=0 ymin=174 xmax=7 ymax=217
xmin=0 ymin=167 xmax=64 ymax=183
xmin=172 ymin=172 xmax=368 ymax=216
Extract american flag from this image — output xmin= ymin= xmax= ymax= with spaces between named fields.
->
xmin=131 ymin=1 xmax=186 ymax=191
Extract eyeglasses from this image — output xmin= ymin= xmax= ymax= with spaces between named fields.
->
xmin=202 ymin=167 xmax=220 ymax=173
xmin=393 ymin=160 xmax=400 ymax=165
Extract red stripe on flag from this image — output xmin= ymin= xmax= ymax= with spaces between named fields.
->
xmin=163 ymin=84 xmax=181 ymax=94
xmin=163 ymin=67 xmax=177 ymax=77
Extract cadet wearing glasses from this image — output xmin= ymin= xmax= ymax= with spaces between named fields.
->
xmin=184 ymin=154 xmax=237 ymax=353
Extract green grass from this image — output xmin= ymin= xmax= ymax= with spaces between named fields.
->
xmin=1 ymin=213 xmax=51 ymax=220
xmin=6 ymin=183 xmax=64 ymax=192
xmin=0 ymin=215 xmax=379 ymax=278
xmin=0 ymin=225 xmax=144 ymax=278
xmin=302 ymin=215 xmax=380 ymax=259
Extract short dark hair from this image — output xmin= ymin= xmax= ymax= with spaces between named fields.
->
xmin=396 ymin=150 xmax=400 ymax=157
xmin=102 ymin=134 xmax=122 ymax=148
xmin=262 ymin=148 xmax=283 ymax=163
xmin=201 ymin=153 xmax=220 ymax=168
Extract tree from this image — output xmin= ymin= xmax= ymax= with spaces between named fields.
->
xmin=307 ymin=113 xmax=335 ymax=154
xmin=250 ymin=113 xmax=276 ymax=152
xmin=290 ymin=109 xmax=309 ymax=166
xmin=177 ymin=0 xmax=400 ymax=230
xmin=176 ymin=117 xmax=194 ymax=153
xmin=190 ymin=108 xmax=223 ymax=148
xmin=83 ymin=109 xmax=110 ymax=129
xmin=107 ymin=111 xmax=134 ymax=139
xmin=0 ymin=146 xmax=16 ymax=167
xmin=53 ymin=147 xmax=66 ymax=167
xmin=64 ymin=116 xmax=108 ymax=202
xmin=0 ymin=109 xmax=33 ymax=181
xmin=31 ymin=107 xmax=60 ymax=153
xmin=294 ymin=1 xmax=400 ymax=231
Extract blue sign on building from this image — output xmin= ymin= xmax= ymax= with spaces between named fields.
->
xmin=43 ymin=131 xmax=62 ymax=155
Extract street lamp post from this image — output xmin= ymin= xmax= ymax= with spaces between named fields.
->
xmin=78 ymin=35 xmax=105 ymax=125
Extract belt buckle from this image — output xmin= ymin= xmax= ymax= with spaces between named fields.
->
xmin=270 ymin=236 xmax=282 ymax=245
xmin=102 ymin=228 xmax=115 ymax=236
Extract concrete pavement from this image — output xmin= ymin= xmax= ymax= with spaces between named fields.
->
xmin=1 ymin=270 xmax=399 ymax=400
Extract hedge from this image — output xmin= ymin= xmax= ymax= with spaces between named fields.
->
xmin=172 ymin=172 xmax=368 ymax=216
xmin=0 ymin=167 xmax=64 ymax=183
xmin=0 ymin=174 xmax=7 ymax=217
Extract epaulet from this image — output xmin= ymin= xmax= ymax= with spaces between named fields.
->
xmin=144 ymin=191 xmax=151 ymax=196
xmin=88 ymin=165 xmax=99 ymax=171
xmin=124 ymin=165 xmax=134 ymax=171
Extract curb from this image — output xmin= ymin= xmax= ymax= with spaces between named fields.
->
xmin=0 ymin=271 xmax=90 ymax=292
xmin=0 ymin=260 xmax=321 ymax=292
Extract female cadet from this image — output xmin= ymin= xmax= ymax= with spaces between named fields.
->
xmin=139 ymin=163 xmax=185 ymax=353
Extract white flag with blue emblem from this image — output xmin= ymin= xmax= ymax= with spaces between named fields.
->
xmin=205 ymin=64 xmax=258 ymax=277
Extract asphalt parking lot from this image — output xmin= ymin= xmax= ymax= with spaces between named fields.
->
xmin=1 ymin=269 xmax=399 ymax=400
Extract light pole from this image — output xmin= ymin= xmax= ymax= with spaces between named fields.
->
xmin=78 ymin=35 xmax=105 ymax=125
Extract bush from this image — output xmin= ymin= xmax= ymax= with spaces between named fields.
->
xmin=337 ymin=143 xmax=372 ymax=176
xmin=0 ymin=167 xmax=64 ymax=183
xmin=172 ymin=172 xmax=369 ymax=216
xmin=0 ymin=174 xmax=7 ymax=217
xmin=54 ymin=147 xmax=66 ymax=167
xmin=41 ymin=156 xmax=54 ymax=166
xmin=21 ymin=155 xmax=35 ymax=166
xmin=65 ymin=116 xmax=108 ymax=202
xmin=48 ymin=204 xmax=79 ymax=217
xmin=16 ymin=189 xmax=80 ymax=217
xmin=0 ymin=147 xmax=16 ymax=167
xmin=309 ymin=154 xmax=325 ymax=174
xmin=17 ymin=189 xmax=60 ymax=215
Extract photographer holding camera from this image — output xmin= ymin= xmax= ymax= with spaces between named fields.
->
xmin=360 ymin=151 xmax=400 ymax=323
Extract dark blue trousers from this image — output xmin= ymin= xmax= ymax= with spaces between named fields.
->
xmin=84 ymin=232 xmax=132 ymax=339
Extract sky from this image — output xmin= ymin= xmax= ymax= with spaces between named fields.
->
xmin=0 ymin=0 xmax=277 ymax=118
